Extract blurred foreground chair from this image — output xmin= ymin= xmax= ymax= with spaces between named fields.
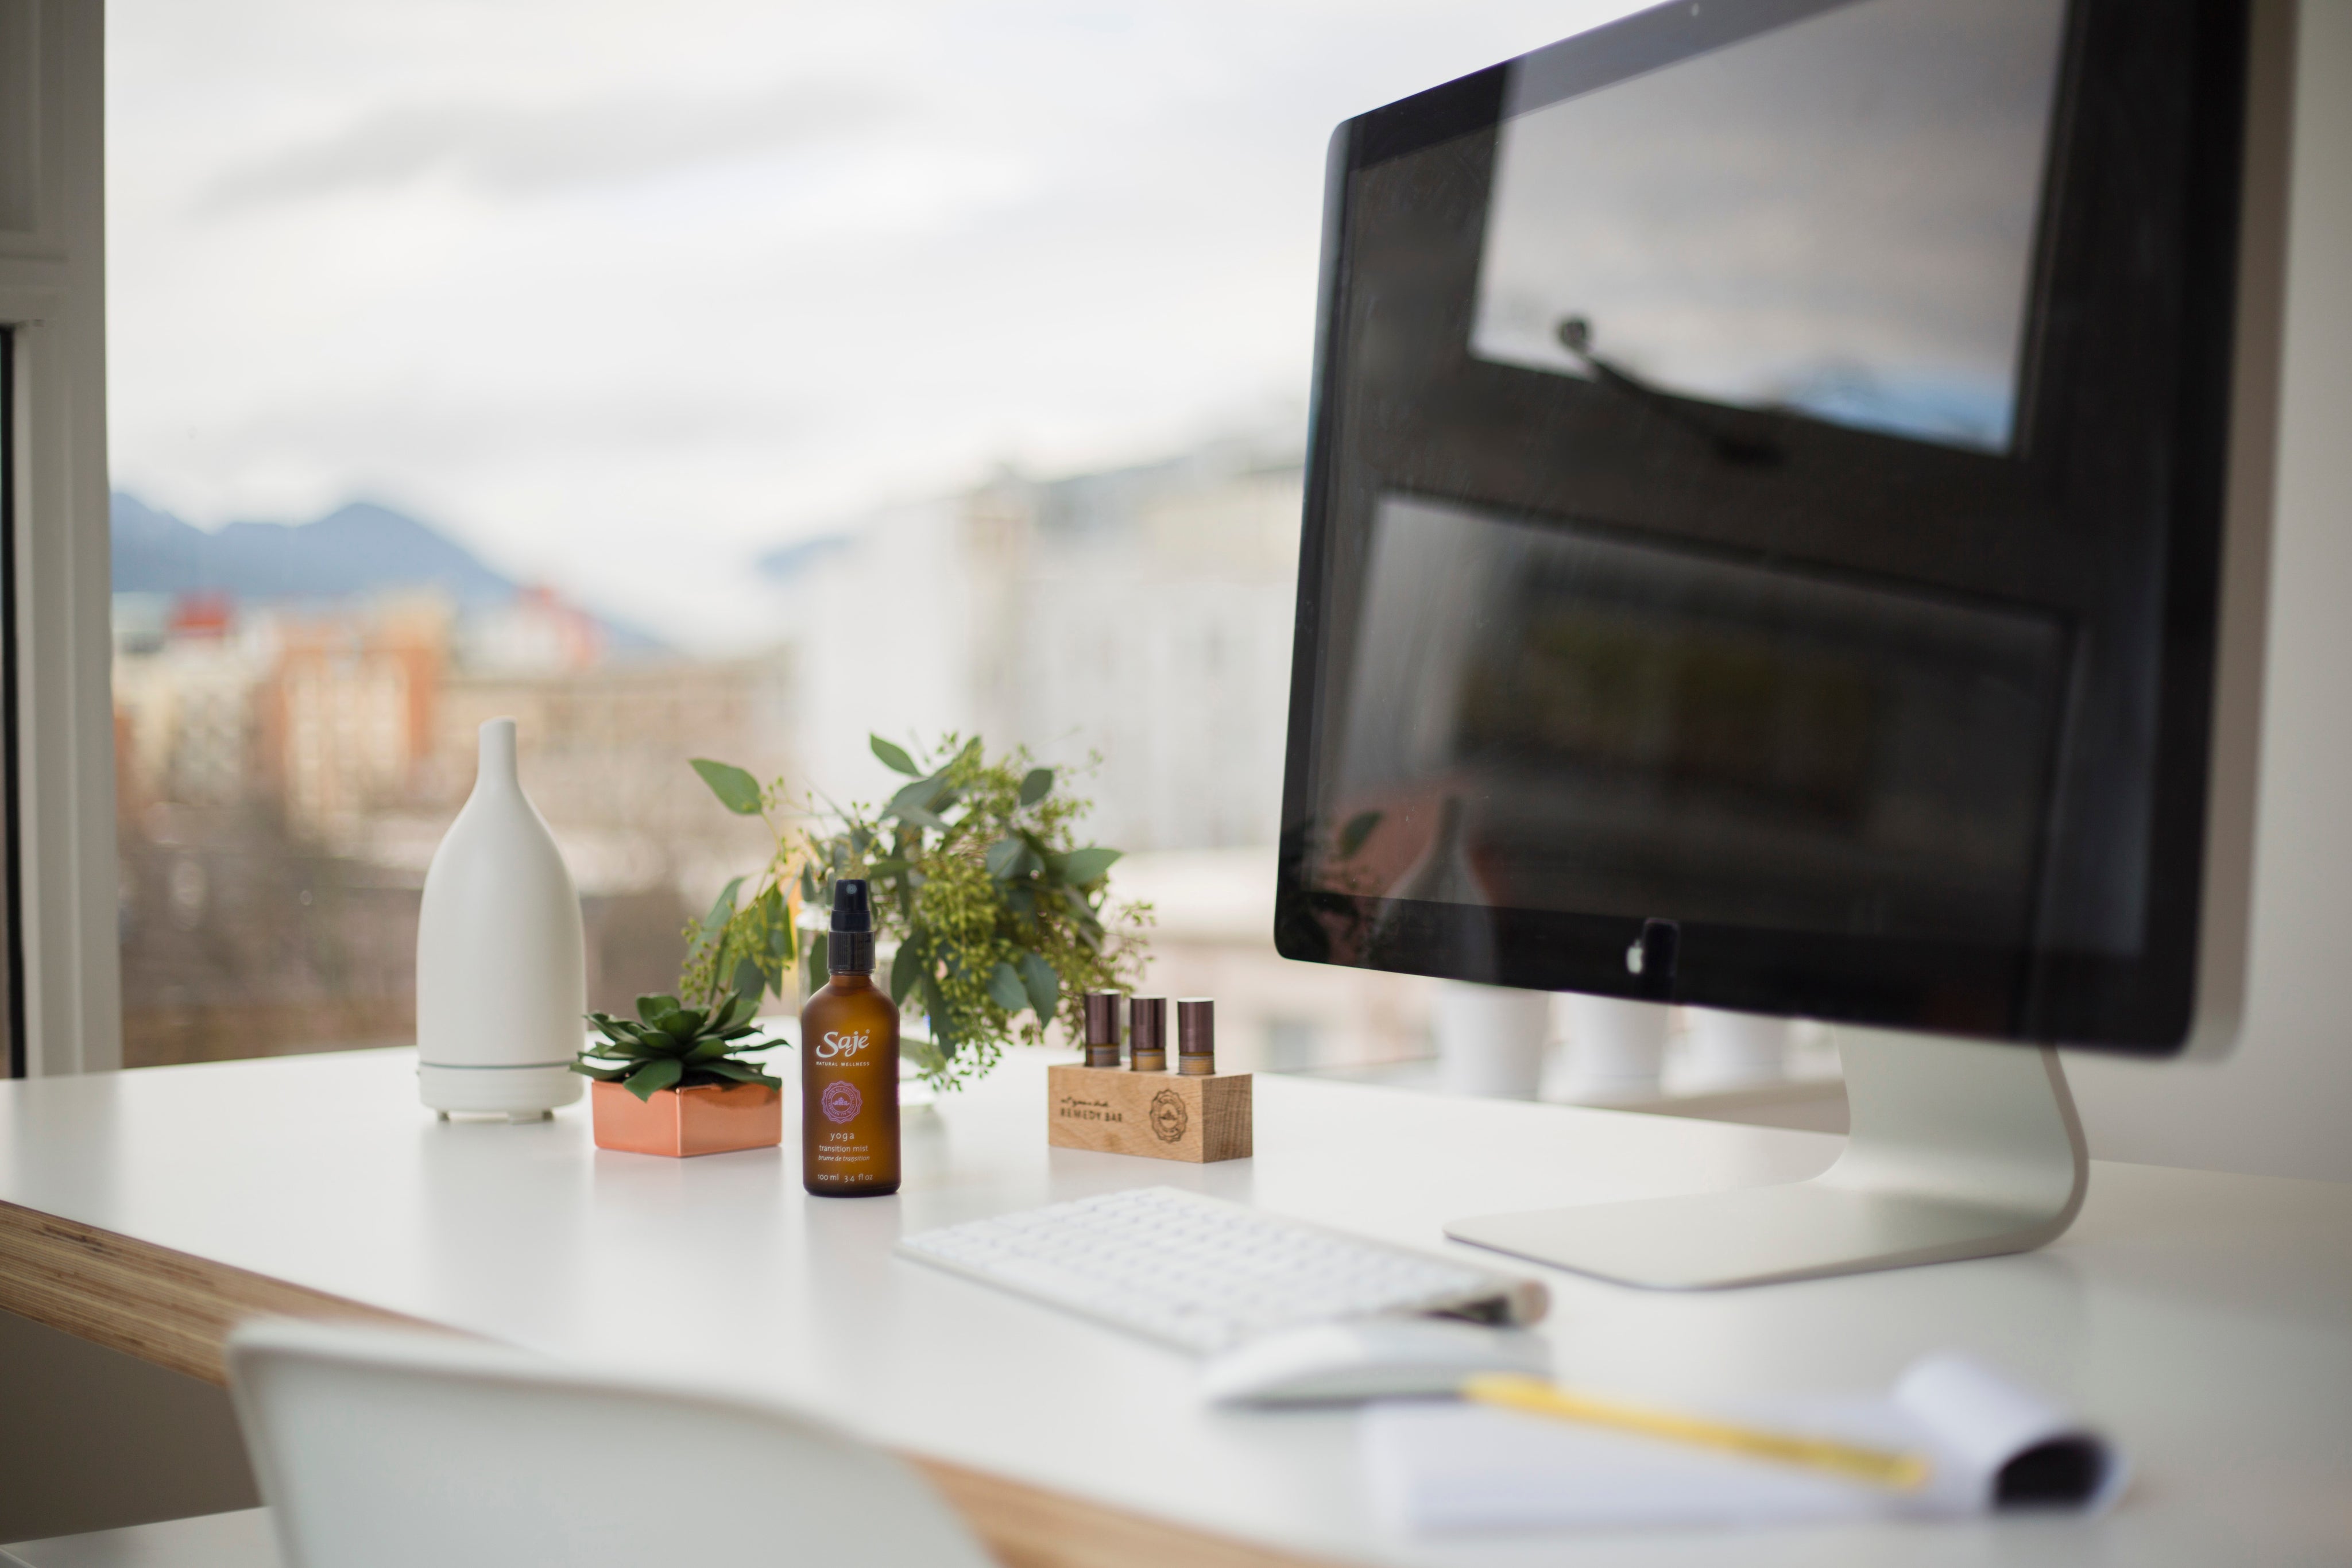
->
xmin=2 ymin=1318 xmax=994 ymax=1568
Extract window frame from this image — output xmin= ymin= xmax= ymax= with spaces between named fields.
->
xmin=0 ymin=0 xmax=122 ymax=1077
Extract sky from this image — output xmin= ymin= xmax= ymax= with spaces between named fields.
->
xmin=106 ymin=0 xmax=1645 ymax=653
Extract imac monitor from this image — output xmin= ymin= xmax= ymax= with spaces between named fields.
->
xmin=1274 ymin=0 xmax=2286 ymax=1286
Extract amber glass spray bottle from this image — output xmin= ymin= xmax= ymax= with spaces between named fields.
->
xmin=800 ymin=878 xmax=900 ymax=1196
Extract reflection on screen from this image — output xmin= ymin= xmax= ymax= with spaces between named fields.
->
xmin=1471 ymin=0 xmax=2066 ymax=454
xmin=1320 ymin=496 xmax=2069 ymax=946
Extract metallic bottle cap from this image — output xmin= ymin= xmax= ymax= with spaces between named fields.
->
xmin=1129 ymin=996 xmax=1168 ymax=1071
xmin=1177 ymin=997 xmax=1214 ymax=1075
xmin=1082 ymin=991 xmax=1122 ymax=1068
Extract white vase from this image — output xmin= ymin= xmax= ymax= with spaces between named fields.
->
xmin=1558 ymin=994 xmax=1669 ymax=1101
xmin=416 ymin=718 xmax=586 ymax=1117
xmin=1433 ymin=981 xmax=1552 ymax=1099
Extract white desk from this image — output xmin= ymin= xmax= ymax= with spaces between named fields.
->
xmin=3 ymin=1048 xmax=2347 ymax=1566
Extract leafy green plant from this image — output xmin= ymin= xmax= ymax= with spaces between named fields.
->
xmin=570 ymin=977 xmax=781 ymax=1101
xmin=681 ymin=733 xmax=1150 ymax=1093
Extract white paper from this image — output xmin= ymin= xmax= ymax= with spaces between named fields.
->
xmin=1360 ymin=1353 xmax=2125 ymax=1536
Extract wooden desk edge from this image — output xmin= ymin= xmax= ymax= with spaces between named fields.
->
xmin=0 ymin=1199 xmax=1341 ymax=1568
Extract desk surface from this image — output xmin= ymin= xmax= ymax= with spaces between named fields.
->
xmin=3 ymin=1048 xmax=2348 ymax=1567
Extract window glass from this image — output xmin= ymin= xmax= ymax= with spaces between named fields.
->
xmin=105 ymin=0 xmax=1654 ymax=1081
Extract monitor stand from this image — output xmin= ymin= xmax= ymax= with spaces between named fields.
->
xmin=1444 ymin=1027 xmax=2088 ymax=1290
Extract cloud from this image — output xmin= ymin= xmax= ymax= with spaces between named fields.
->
xmin=114 ymin=0 xmax=1651 ymax=653
xmin=199 ymin=80 xmax=899 ymax=211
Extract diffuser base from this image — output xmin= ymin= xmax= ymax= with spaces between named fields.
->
xmin=419 ymin=1062 xmax=582 ymax=1117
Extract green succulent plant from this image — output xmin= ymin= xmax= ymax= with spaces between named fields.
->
xmin=571 ymin=977 xmax=781 ymax=1101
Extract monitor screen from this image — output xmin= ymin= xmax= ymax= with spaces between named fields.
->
xmin=1471 ymin=0 xmax=2065 ymax=455
xmin=1276 ymin=0 xmax=2253 ymax=1050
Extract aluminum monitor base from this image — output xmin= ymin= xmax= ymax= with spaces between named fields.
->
xmin=1445 ymin=1027 xmax=2090 ymax=1290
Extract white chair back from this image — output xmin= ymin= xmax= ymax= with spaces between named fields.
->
xmin=224 ymin=1318 xmax=992 ymax=1568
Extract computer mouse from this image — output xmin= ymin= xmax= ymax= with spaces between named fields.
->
xmin=1201 ymin=1317 xmax=1553 ymax=1407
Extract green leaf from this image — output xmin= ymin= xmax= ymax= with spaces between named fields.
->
xmin=1060 ymin=886 xmax=1092 ymax=918
xmin=702 ymin=876 xmax=746 ymax=939
xmin=730 ymin=955 xmax=767 ymax=1005
xmin=622 ymin=1058 xmax=684 ymax=1102
xmin=1019 ymin=766 xmax=1054 ymax=806
xmin=684 ymin=1035 xmax=738 ymax=1062
xmin=987 ymin=961 xmax=1028 ymax=1012
xmin=889 ymin=933 xmax=927 ymax=1007
xmin=1057 ymin=847 xmax=1121 ymax=887
xmin=757 ymin=886 xmax=794 ymax=973
xmin=1005 ymin=884 xmax=1035 ymax=918
xmin=886 ymin=772 xmax=949 ymax=816
xmin=635 ymin=993 xmax=680 ymax=1024
xmin=870 ymin=735 xmax=923 ymax=777
xmin=1337 ymin=810 xmax=1384 ymax=860
xmin=701 ymin=1060 xmax=783 ymax=1089
xmin=890 ymin=803 xmax=951 ymax=834
xmin=985 ymin=838 xmax=1034 ymax=880
xmin=799 ymin=864 xmax=819 ymax=905
xmin=804 ymin=931 xmax=830 ymax=998
xmin=690 ymin=758 xmax=764 ymax=816
xmin=1017 ymin=951 xmax=1059 ymax=1021
xmin=585 ymin=1036 xmax=655 ymax=1060
xmin=923 ymin=974 xmax=958 ymax=1059
xmin=569 ymin=1062 xmax=633 ymax=1082
xmin=653 ymin=1008 xmax=702 ymax=1041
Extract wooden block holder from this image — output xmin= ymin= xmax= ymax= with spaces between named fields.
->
xmin=1047 ymin=1062 xmax=1252 ymax=1163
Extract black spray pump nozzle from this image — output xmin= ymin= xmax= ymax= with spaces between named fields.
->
xmin=828 ymin=878 xmax=876 ymax=973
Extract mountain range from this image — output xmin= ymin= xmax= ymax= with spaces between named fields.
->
xmin=111 ymin=491 xmax=659 ymax=648
xmin=113 ymin=492 xmax=530 ymax=604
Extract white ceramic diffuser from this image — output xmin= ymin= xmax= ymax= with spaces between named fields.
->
xmin=416 ymin=718 xmax=586 ymax=1118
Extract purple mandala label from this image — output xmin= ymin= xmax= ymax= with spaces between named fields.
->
xmin=820 ymin=1080 xmax=862 ymax=1124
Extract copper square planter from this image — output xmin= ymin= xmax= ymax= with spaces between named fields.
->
xmin=591 ymin=1079 xmax=783 ymax=1157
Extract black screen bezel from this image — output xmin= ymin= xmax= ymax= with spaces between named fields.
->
xmin=1272 ymin=0 xmax=2253 ymax=1054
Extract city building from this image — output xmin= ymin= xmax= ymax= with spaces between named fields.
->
xmin=768 ymin=433 xmax=1442 ymax=1074
xmin=771 ymin=433 xmax=1305 ymax=851
xmin=110 ymin=581 xmax=794 ymax=1067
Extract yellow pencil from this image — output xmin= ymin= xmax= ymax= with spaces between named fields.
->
xmin=1459 ymin=1374 xmax=1933 ymax=1492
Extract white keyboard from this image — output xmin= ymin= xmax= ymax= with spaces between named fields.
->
xmin=895 ymin=1186 xmax=1548 ymax=1353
